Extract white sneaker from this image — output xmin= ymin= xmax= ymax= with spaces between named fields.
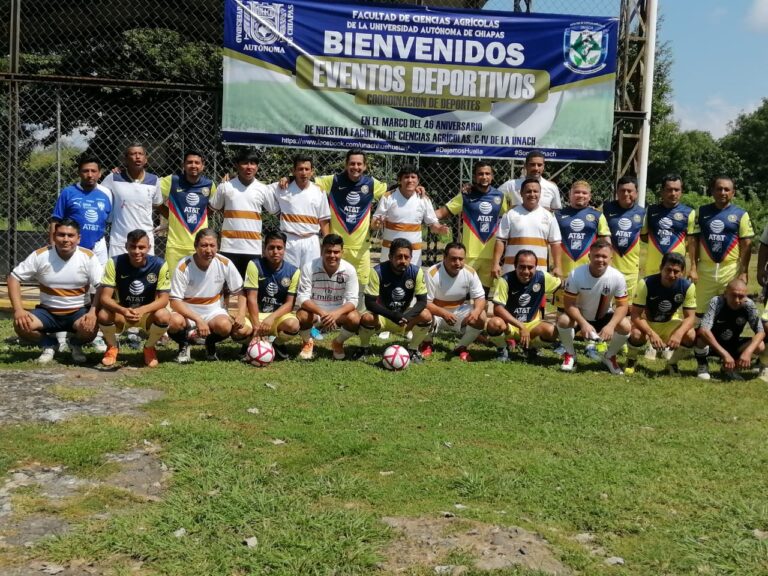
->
xmin=644 ymin=347 xmax=658 ymax=361
xmin=70 ymin=343 xmax=86 ymax=364
xmin=602 ymin=353 xmax=623 ymax=376
xmin=560 ymin=353 xmax=576 ymax=372
xmin=176 ymin=344 xmax=192 ymax=364
xmin=91 ymin=335 xmax=108 ymax=353
xmin=37 ymin=347 xmax=56 ymax=364
xmin=696 ymin=364 xmax=711 ymax=381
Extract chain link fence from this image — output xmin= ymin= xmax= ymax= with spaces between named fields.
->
xmin=2 ymin=0 xmax=631 ymax=275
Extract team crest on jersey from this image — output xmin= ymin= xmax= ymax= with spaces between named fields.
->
xmin=97 ymin=201 xmax=106 ymax=211
xmin=336 ymin=274 xmax=346 ymax=284
xmin=405 ymin=279 xmax=414 ymax=289
xmin=361 ymin=185 xmax=369 ymax=194
xmin=673 ymin=212 xmax=684 ymax=221
xmin=280 ymin=277 xmax=291 ymax=287
xmin=602 ymin=285 xmax=610 ymax=295
xmin=493 ymin=196 xmax=501 ymax=205
xmin=201 ymin=187 xmax=210 ymax=197
xmin=147 ymin=273 xmax=158 ymax=284
xmin=532 ymin=283 xmax=541 ymax=292
xmin=633 ymin=214 xmax=642 ymax=222
xmin=586 ymin=214 xmax=595 ymax=222
xmin=728 ymin=214 xmax=738 ymax=222
xmin=674 ymin=293 xmax=683 ymax=303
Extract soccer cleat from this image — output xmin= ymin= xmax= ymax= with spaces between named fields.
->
xmin=560 ymin=353 xmax=575 ymax=372
xmin=722 ymin=370 xmax=744 ymax=382
xmin=419 ymin=342 xmax=433 ymax=359
xmin=696 ymin=364 xmax=711 ymax=381
xmin=331 ymin=339 xmax=346 ymax=360
xmin=273 ymin=342 xmax=289 ymax=360
xmin=352 ymin=347 xmax=371 ymax=361
xmin=37 ymin=347 xmax=56 ymax=364
xmin=759 ymin=366 xmax=768 ymax=383
xmin=666 ymin=362 xmax=681 ymax=377
xmin=309 ymin=326 xmax=324 ymax=340
xmin=624 ymin=357 xmax=637 ymax=376
xmin=101 ymin=346 xmax=119 ymax=367
xmin=70 ymin=343 xmax=86 ymax=364
xmin=525 ymin=347 xmax=539 ymax=362
xmin=143 ymin=346 xmax=159 ymax=368
xmin=91 ymin=335 xmax=108 ymax=353
xmin=454 ymin=346 xmax=472 ymax=362
xmin=602 ymin=353 xmax=623 ymax=376
xmin=644 ymin=347 xmax=658 ymax=361
xmin=205 ymin=340 xmax=218 ymax=361
xmin=176 ymin=344 xmax=192 ymax=364
xmin=585 ymin=344 xmax=601 ymax=361
xmin=299 ymin=338 xmax=314 ymax=360
xmin=495 ymin=347 xmax=510 ymax=362
xmin=408 ymin=349 xmax=424 ymax=364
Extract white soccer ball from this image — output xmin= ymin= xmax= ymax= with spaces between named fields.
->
xmin=247 ymin=340 xmax=275 ymax=367
xmin=382 ymin=344 xmax=410 ymax=371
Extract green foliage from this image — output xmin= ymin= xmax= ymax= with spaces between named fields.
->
xmin=721 ymin=98 xmax=768 ymax=198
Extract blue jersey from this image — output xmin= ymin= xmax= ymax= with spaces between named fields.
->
xmin=52 ymin=183 xmax=112 ymax=250
xmin=496 ymin=270 xmax=548 ymax=322
xmin=244 ymin=257 xmax=300 ymax=313
xmin=555 ymin=206 xmax=605 ymax=262
xmin=640 ymin=273 xmax=692 ymax=323
xmin=603 ymin=201 xmax=645 ymax=258
xmin=369 ymin=262 xmax=425 ymax=313
xmin=104 ymin=254 xmax=169 ymax=308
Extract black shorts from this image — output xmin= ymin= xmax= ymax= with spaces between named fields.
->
xmin=715 ymin=335 xmax=751 ymax=358
xmin=219 ymin=252 xmax=258 ymax=280
xmin=590 ymin=312 xmax=615 ymax=332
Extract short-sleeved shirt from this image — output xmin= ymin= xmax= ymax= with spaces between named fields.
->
xmin=426 ymin=262 xmax=485 ymax=310
xmin=373 ymin=189 xmax=438 ymax=250
xmin=564 ymin=264 xmax=628 ymax=322
xmin=633 ymin=273 xmax=696 ymax=323
xmin=555 ymin=206 xmax=610 ymax=277
xmin=170 ymin=254 xmax=243 ymax=316
xmin=642 ymin=203 xmax=695 ymax=275
xmin=693 ymin=203 xmax=754 ymax=269
xmin=366 ymin=262 xmax=427 ymax=314
xmin=273 ymin=181 xmax=330 ymax=237
xmin=100 ymin=254 xmax=170 ymax=308
xmin=12 ymin=246 xmax=102 ymax=313
xmin=496 ymin=204 xmax=560 ymax=272
xmin=493 ymin=269 xmax=561 ymax=323
xmin=296 ymin=258 xmax=359 ymax=311
xmin=210 ymin=177 xmax=278 ymax=255
xmin=52 ymin=183 xmax=113 ymax=250
xmin=603 ymin=200 xmax=645 ymax=279
xmin=444 ymin=187 xmax=508 ymax=261
xmin=498 ymin=176 xmax=562 ymax=211
xmin=700 ymin=295 xmax=762 ymax=343
xmin=101 ymin=171 xmax=161 ymax=252
xmin=244 ymin=257 xmax=300 ymax=313
xmin=159 ymin=174 xmax=217 ymax=252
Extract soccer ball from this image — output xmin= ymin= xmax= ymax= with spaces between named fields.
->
xmin=247 ymin=340 xmax=275 ymax=367
xmin=382 ymin=345 xmax=410 ymax=371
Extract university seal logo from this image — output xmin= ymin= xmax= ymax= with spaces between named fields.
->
xmin=240 ymin=2 xmax=292 ymax=45
xmin=564 ymin=23 xmax=609 ymax=74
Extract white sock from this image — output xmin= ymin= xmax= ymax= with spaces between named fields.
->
xmin=457 ymin=326 xmax=483 ymax=348
xmin=557 ymin=326 xmax=576 ymax=356
xmin=606 ymin=332 xmax=629 ymax=357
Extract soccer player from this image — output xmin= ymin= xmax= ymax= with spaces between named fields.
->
xmin=8 ymin=219 xmax=101 ymax=364
xmin=157 ymin=150 xmax=217 ymax=273
xmin=690 ymin=175 xmax=754 ymax=314
xmin=358 ymin=238 xmax=433 ymax=362
xmin=435 ymin=161 xmax=508 ymax=291
xmin=641 ymin=174 xmax=695 ymax=278
xmin=295 ymin=234 xmax=360 ymax=360
xmin=603 ymin=176 xmax=645 ymax=302
xmin=97 ymin=229 xmax=171 ymax=368
xmin=51 ymin=155 xmax=112 ymax=265
xmin=487 ymin=250 xmax=561 ymax=362
xmin=272 ymin=155 xmax=330 ymax=268
xmin=498 ymin=149 xmax=562 ymax=211
xmin=167 ymin=229 xmax=250 ymax=363
xmin=556 ymin=240 xmax=630 ymax=375
xmin=492 ymin=177 xmax=562 ymax=278
xmin=101 ymin=143 xmax=162 ymax=258
xmin=694 ymin=279 xmax=767 ymax=381
xmin=372 ymin=164 xmax=448 ymax=266
xmin=244 ymin=231 xmax=301 ymax=359
xmin=210 ymin=148 xmax=277 ymax=278
xmin=756 ymin=222 xmax=768 ymax=302
xmin=423 ymin=242 xmax=487 ymax=360
xmin=625 ymin=253 xmax=697 ymax=376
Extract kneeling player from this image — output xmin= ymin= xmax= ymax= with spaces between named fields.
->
xmin=423 ymin=242 xmax=486 ymax=361
xmin=98 ymin=229 xmax=171 ymax=368
xmin=359 ymin=238 xmax=432 ymax=363
xmin=694 ymin=279 xmax=767 ymax=381
xmin=487 ymin=250 xmax=560 ymax=362
xmin=295 ymin=234 xmax=360 ymax=360
xmin=244 ymin=231 xmax=301 ymax=359
xmin=168 ymin=229 xmax=251 ymax=362
xmin=625 ymin=253 xmax=696 ymax=376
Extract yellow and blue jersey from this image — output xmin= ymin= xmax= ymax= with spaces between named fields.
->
xmin=160 ymin=174 xmax=216 ymax=252
xmin=366 ymin=262 xmax=426 ymax=314
xmin=244 ymin=257 xmax=300 ymax=313
xmin=101 ymin=254 xmax=170 ymax=308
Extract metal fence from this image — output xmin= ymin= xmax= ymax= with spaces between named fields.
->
xmin=2 ymin=0 xmax=635 ymax=275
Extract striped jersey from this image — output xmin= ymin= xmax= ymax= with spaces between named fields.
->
xmin=170 ymin=254 xmax=243 ymax=317
xmin=296 ymin=258 xmax=358 ymax=311
xmin=100 ymin=171 xmax=161 ymax=254
xmin=273 ymin=180 xmax=330 ymax=237
xmin=159 ymin=174 xmax=216 ymax=253
xmin=496 ymin=204 xmax=560 ymax=272
xmin=492 ymin=269 xmax=561 ymax=322
xmin=498 ymin=176 xmax=562 ymax=211
xmin=445 ymin=187 xmax=508 ymax=261
xmin=426 ymin=262 xmax=485 ymax=310
xmin=244 ymin=257 xmax=300 ymax=313
xmin=210 ymin=177 xmax=277 ymax=255
xmin=373 ymin=189 xmax=439 ymax=265
xmin=564 ymin=264 xmax=628 ymax=322
xmin=100 ymin=254 xmax=170 ymax=308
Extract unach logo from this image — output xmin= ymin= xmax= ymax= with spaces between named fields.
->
xmin=564 ymin=23 xmax=609 ymax=75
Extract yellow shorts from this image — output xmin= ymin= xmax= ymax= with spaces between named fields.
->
xmin=624 ymin=275 xmax=639 ymax=305
xmin=164 ymin=246 xmax=194 ymax=276
xmin=256 ymin=311 xmax=298 ymax=336
xmin=343 ymin=244 xmax=372 ymax=287
xmin=465 ymin=257 xmax=493 ymax=289
xmin=695 ymin=270 xmax=736 ymax=314
xmin=122 ymin=312 xmax=154 ymax=331
xmin=647 ymin=319 xmax=684 ymax=342
xmin=503 ymin=317 xmax=543 ymax=340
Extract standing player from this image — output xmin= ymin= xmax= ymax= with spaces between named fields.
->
xmin=244 ymin=231 xmax=301 ymax=359
xmin=97 ymin=229 xmax=171 ymax=368
xmin=358 ymin=239 xmax=433 ymax=362
xmin=556 ymin=240 xmax=631 ymax=374
xmin=101 ymin=143 xmax=162 ymax=257
xmin=167 ymin=229 xmax=250 ymax=363
xmin=498 ymin=150 xmax=562 ymax=211
xmin=625 ymin=253 xmax=697 ymax=376
xmin=435 ymin=161 xmax=508 ymax=292
xmin=690 ymin=175 xmax=754 ymax=314
xmin=210 ymin=148 xmax=277 ymax=278
xmin=423 ymin=242 xmax=487 ymax=359
xmin=603 ymin=176 xmax=645 ymax=302
xmin=157 ymin=150 xmax=217 ymax=273
xmin=8 ymin=219 xmax=101 ymax=364
xmin=295 ymin=234 xmax=360 ymax=360
xmin=487 ymin=250 xmax=561 ymax=362
xmin=372 ymin=165 xmax=448 ymax=266
xmin=492 ymin=177 xmax=562 ymax=278
xmin=640 ymin=174 xmax=695 ymax=278
xmin=273 ymin=155 xmax=330 ymax=268
xmin=694 ymin=280 xmax=767 ymax=381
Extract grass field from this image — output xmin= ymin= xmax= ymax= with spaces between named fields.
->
xmin=1 ymin=311 xmax=768 ymax=575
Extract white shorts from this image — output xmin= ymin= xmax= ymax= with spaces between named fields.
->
xmin=432 ymin=304 xmax=473 ymax=334
xmin=184 ymin=306 xmax=230 ymax=328
xmin=284 ymin=235 xmax=321 ymax=268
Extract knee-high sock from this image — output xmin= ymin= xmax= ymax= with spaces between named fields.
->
xmin=694 ymin=345 xmax=709 ymax=365
xmin=358 ymin=325 xmax=375 ymax=347
xmin=410 ymin=323 xmax=430 ymax=348
xmin=606 ymin=332 xmax=629 ymax=357
xmin=146 ymin=323 xmax=167 ymax=348
xmin=457 ymin=325 xmax=483 ymax=349
xmin=557 ymin=326 xmax=576 ymax=356
xmin=169 ymin=327 xmax=188 ymax=347
xmin=669 ymin=345 xmax=690 ymax=365
xmin=99 ymin=323 xmax=118 ymax=348
xmin=299 ymin=329 xmax=312 ymax=343
xmin=336 ymin=327 xmax=355 ymax=343
xmin=205 ymin=333 xmax=226 ymax=348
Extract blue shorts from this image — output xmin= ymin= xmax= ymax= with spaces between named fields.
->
xmin=31 ymin=306 xmax=89 ymax=334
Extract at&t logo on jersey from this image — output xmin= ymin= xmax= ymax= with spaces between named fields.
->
xmin=391 ymin=287 xmax=406 ymax=301
xmin=186 ymin=193 xmax=200 ymax=207
xmin=265 ymin=282 xmax=279 ymax=296
xmin=84 ymin=209 xmax=99 ymax=223
xmin=129 ymin=280 xmax=145 ymax=296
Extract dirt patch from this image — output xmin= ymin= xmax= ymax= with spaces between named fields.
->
xmin=0 ymin=369 xmax=163 ymax=424
xmin=381 ymin=516 xmax=571 ymax=575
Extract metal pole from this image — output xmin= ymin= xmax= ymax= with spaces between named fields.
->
xmin=7 ymin=0 xmax=21 ymax=270
xmin=56 ymin=89 xmax=61 ymax=193
xmin=636 ymin=0 xmax=658 ymax=207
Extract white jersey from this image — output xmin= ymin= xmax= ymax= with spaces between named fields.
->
xmin=102 ymin=171 xmax=162 ymax=256
xmin=499 ymin=176 xmax=562 ymax=211
xmin=210 ymin=177 xmax=278 ymax=255
xmin=296 ymin=258 xmax=358 ymax=312
xmin=373 ymin=189 xmax=438 ymax=266
xmin=11 ymin=246 xmax=102 ymax=313
xmin=272 ymin=181 xmax=330 ymax=238
xmin=425 ymin=262 xmax=485 ymax=310
xmin=496 ymin=205 xmax=560 ymax=272
xmin=564 ymin=264 xmax=628 ymax=322
xmin=170 ymin=254 xmax=244 ymax=317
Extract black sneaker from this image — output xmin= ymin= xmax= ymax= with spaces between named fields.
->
xmin=205 ymin=341 xmax=218 ymax=361
xmin=273 ymin=342 xmax=289 ymax=359
xmin=353 ymin=346 xmax=371 ymax=361
xmin=408 ymin=349 xmax=424 ymax=364
xmin=525 ymin=347 xmax=539 ymax=362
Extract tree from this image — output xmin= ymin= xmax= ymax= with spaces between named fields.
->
xmin=721 ymin=98 xmax=768 ymax=199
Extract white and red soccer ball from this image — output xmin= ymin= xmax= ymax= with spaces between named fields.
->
xmin=247 ymin=340 xmax=275 ymax=367
xmin=382 ymin=344 xmax=410 ymax=371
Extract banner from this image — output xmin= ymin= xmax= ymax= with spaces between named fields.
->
xmin=222 ymin=0 xmax=619 ymax=161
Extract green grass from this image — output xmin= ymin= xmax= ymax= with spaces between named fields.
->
xmin=2 ymin=316 xmax=768 ymax=574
